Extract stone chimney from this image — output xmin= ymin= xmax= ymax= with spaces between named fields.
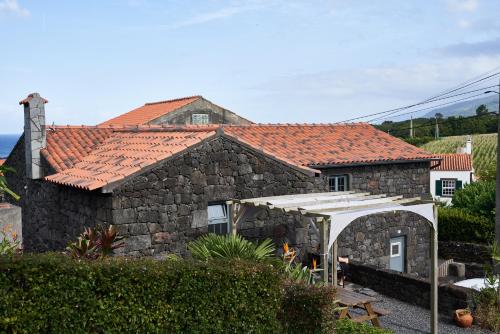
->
xmin=19 ymin=93 xmax=47 ymax=179
xmin=465 ymin=135 xmax=472 ymax=154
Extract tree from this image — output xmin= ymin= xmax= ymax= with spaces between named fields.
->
xmin=476 ymin=104 xmax=489 ymax=116
xmin=435 ymin=112 xmax=444 ymax=119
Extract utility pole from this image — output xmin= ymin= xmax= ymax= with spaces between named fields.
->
xmin=496 ymin=79 xmax=500 ymax=247
xmin=435 ymin=116 xmax=439 ymax=140
xmin=410 ymin=115 xmax=414 ymax=138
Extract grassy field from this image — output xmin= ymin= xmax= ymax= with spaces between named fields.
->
xmin=420 ymin=133 xmax=497 ymax=175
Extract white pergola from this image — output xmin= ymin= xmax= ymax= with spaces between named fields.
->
xmin=227 ymin=191 xmax=439 ymax=334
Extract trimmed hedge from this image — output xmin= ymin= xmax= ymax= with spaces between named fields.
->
xmin=336 ymin=319 xmax=393 ymax=333
xmin=0 ymin=253 xmax=282 ymax=333
xmin=280 ymin=283 xmax=337 ymax=333
xmin=438 ymin=207 xmax=494 ymax=244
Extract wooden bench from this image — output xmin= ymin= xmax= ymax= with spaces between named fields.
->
xmin=336 ymin=287 xmax=390 ymax=328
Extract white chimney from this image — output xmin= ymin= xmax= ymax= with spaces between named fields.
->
xmin=465 ymin=135 xmax=472 ymax=154
xmin=19 ymin=93 xmax=47 ymax=179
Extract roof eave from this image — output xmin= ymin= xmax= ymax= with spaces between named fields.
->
xmin=310 ymin=157 xmax=440 ymax=169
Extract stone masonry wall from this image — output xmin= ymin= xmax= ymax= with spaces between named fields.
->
xmin=5 ymin=136 xmax=113 ymax=251
xmin=321 ymin=161 xmax=431 ymax=198
xmin=111 ymin=136 xmax=326 ymax=257
xmin=337 ymin=212 xmax=431 ymax=276
xmin=149 ymin=98 xmax=252 ymax=125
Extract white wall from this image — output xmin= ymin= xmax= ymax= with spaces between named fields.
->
xmin=430 ymin=170 xmax=473 ymax=204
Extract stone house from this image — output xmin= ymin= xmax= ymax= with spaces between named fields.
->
xmin=5 ymin=93 xmax=438 ymax=276
xmin=99 ymin=95 xmax=252 ymax=127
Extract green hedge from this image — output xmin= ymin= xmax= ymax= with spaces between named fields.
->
xmin=280 ymin=283 xmax=337 ymax=333
xmin=336 ymin=319 xmax=393 ymax=333
xmin=0 ymin=253 xmax=282 ymax=333
xmin=438 ymin=207 xmax=494 ymax=244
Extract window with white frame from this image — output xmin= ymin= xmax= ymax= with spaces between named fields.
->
xmin=192 ymin=113 xmax=209 ymax=125
xmin=207 ymin=203 xmax=229 ymax=235
xmin=328 ymin=175 xmax=349 ymax=192
xmin=390 ymin=242 xmax=401 ymax=257
xmin=441 ymin=179 xmax=456 ymax=197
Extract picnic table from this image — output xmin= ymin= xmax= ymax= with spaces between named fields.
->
xmin=336 ymin=287 xmax=390 ymax=328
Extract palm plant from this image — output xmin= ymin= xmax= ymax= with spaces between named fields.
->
xmin=0 ymin=165 xmax=19 ymax=201
xmin=188 ymin=234 xmax=275 ymax=262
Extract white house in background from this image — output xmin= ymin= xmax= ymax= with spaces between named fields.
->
xmin=430 ymin=153 xmax=474 ymax=204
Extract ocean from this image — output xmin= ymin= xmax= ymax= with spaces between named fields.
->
xmin=0 ymin=134 xmax=20 ymax=158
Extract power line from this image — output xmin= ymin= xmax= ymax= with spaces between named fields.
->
xmin=369 ymin=92 xmax=489 ymax=123
xmin=335 ymin=71 xmax=500 ymax=123
xmin=382 ymin=111 xmax=497 ymax=135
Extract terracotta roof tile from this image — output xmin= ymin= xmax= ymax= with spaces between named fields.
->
xmin=223 ymin=123 xmax=436 ymax=167
xmin=431 ymin=154 xmax=472 ymax=171
xmin=99 ymin=96 xmax=200 ymax=127
xmin=42 ymin=126 xmax=114 ymax=172
xmin=45 ymin=130 xmax=216 ymax=190
xmin=42 ymin=123 xmax=436 ymax=191
xmin=0 ymin=159 xmax=5 ymax=166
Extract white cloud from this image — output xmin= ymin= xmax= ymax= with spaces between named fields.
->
xmin=0 ymin=0 xmax=30 ymax=17
xmin=172 ymin=6 xmax=248 ymax=28
xmin=447 ymin=0 xmax=479 ymax=12
xmin=251 ymin=55 xmax=500 ymax=122
xmin=458 ymin=19 xmax=471 ymax=28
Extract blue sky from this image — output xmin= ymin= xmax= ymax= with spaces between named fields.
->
xmin=1 ymin=0 xmax=500 ymax=133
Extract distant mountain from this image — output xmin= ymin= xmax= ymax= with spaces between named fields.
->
xmin=422 ymin=95 xmax=498 ymax=118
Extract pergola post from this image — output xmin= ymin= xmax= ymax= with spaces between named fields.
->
xmin=332 ymin=241 xmax=338 ymax=287
xmin=319 ymin=218 xmax=329 ymax=283
xmin=431 ymin=205 xmax=438 ymax=334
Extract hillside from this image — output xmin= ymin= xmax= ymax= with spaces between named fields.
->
xmin=422 ymin=95 xmax=498 ymax=119
xmin=421 ymin=133 xmax=497 ymax=175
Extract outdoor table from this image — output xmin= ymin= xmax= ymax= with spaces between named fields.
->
xmin=336 ymin=287 xmax=382 ymax=328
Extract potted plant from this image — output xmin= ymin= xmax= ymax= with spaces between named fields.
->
xmin=454 ymin=308 xmax=473 ymax=328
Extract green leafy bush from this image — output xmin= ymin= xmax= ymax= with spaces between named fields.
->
xmin=279 ymin=283 xmax=337 ymax=334
xmin=0 ymin=253 xmax=282 ymax=333
xmin=438 ymin=207 xmax=494 ymax=244
xmin=452 ymin=181 xmax=495 ymax=222
xmin=188 ymin=233 xmax=275 ymax=262
xmin=336 ymin=319 xmax=393 ymax=333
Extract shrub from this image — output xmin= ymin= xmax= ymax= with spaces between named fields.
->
xmin=188 ymin=233 xmax=275 ymax=262
xmin=66 ymin=225 xmax=124 ymax=260
xmin=279 ymin=283 xmax=337 ymax=334
xmin=438 ymin=207 xmax=494 ymax=244
xmin=336 ymin=319 xmax=394 ymax=333
xmin=0 ymin=253 xmax=282 ymax=333
xmin=452 ymin=181 xmax=495 ymax=222
xmin=474 ymin=287 xmax=500 ymax=332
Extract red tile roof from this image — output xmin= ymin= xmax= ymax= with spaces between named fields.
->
xmin=45 ymin=128 xmax=217 ymax=190
xmin=431 ymin=154 xmax=473 ymax=171
xmin=99 ymin=96 xmax=200 ymax=127
xmin=42 ymin=126 xmax=114 ymax=172
xmin=223 ymin=123 xmax=436 ymax=167
xmin=42 ymin=123 xmax=436 ymax=191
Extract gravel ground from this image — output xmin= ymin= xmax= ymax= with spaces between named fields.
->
xmin=345 ymin=286 xmax=493 ymax=334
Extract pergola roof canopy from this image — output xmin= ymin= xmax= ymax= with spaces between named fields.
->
xmin=232 ymin=191 xmax=437 ymax=250
xmin=229 ymin=191 xmax=439 ymax=334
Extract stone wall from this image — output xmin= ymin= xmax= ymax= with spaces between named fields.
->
xmin=349 ymin=262 xmax=475 ymax=316
xmin=0 ymin=203 xmax=22 ymax=243
xmin=5 ymin=136 xmax=113 ymax=251
xmin=149 ymin=98 xmax=252 ymax=125
xmin=321 ymin=161 xmax=431 ymax=198
xmin=439 ymin=241 xmax=491 ymax=264
xmin=111 ymin=136 xmax=326 ymax=257
xmin=338 ymin=211 xmax=431 ymax=276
